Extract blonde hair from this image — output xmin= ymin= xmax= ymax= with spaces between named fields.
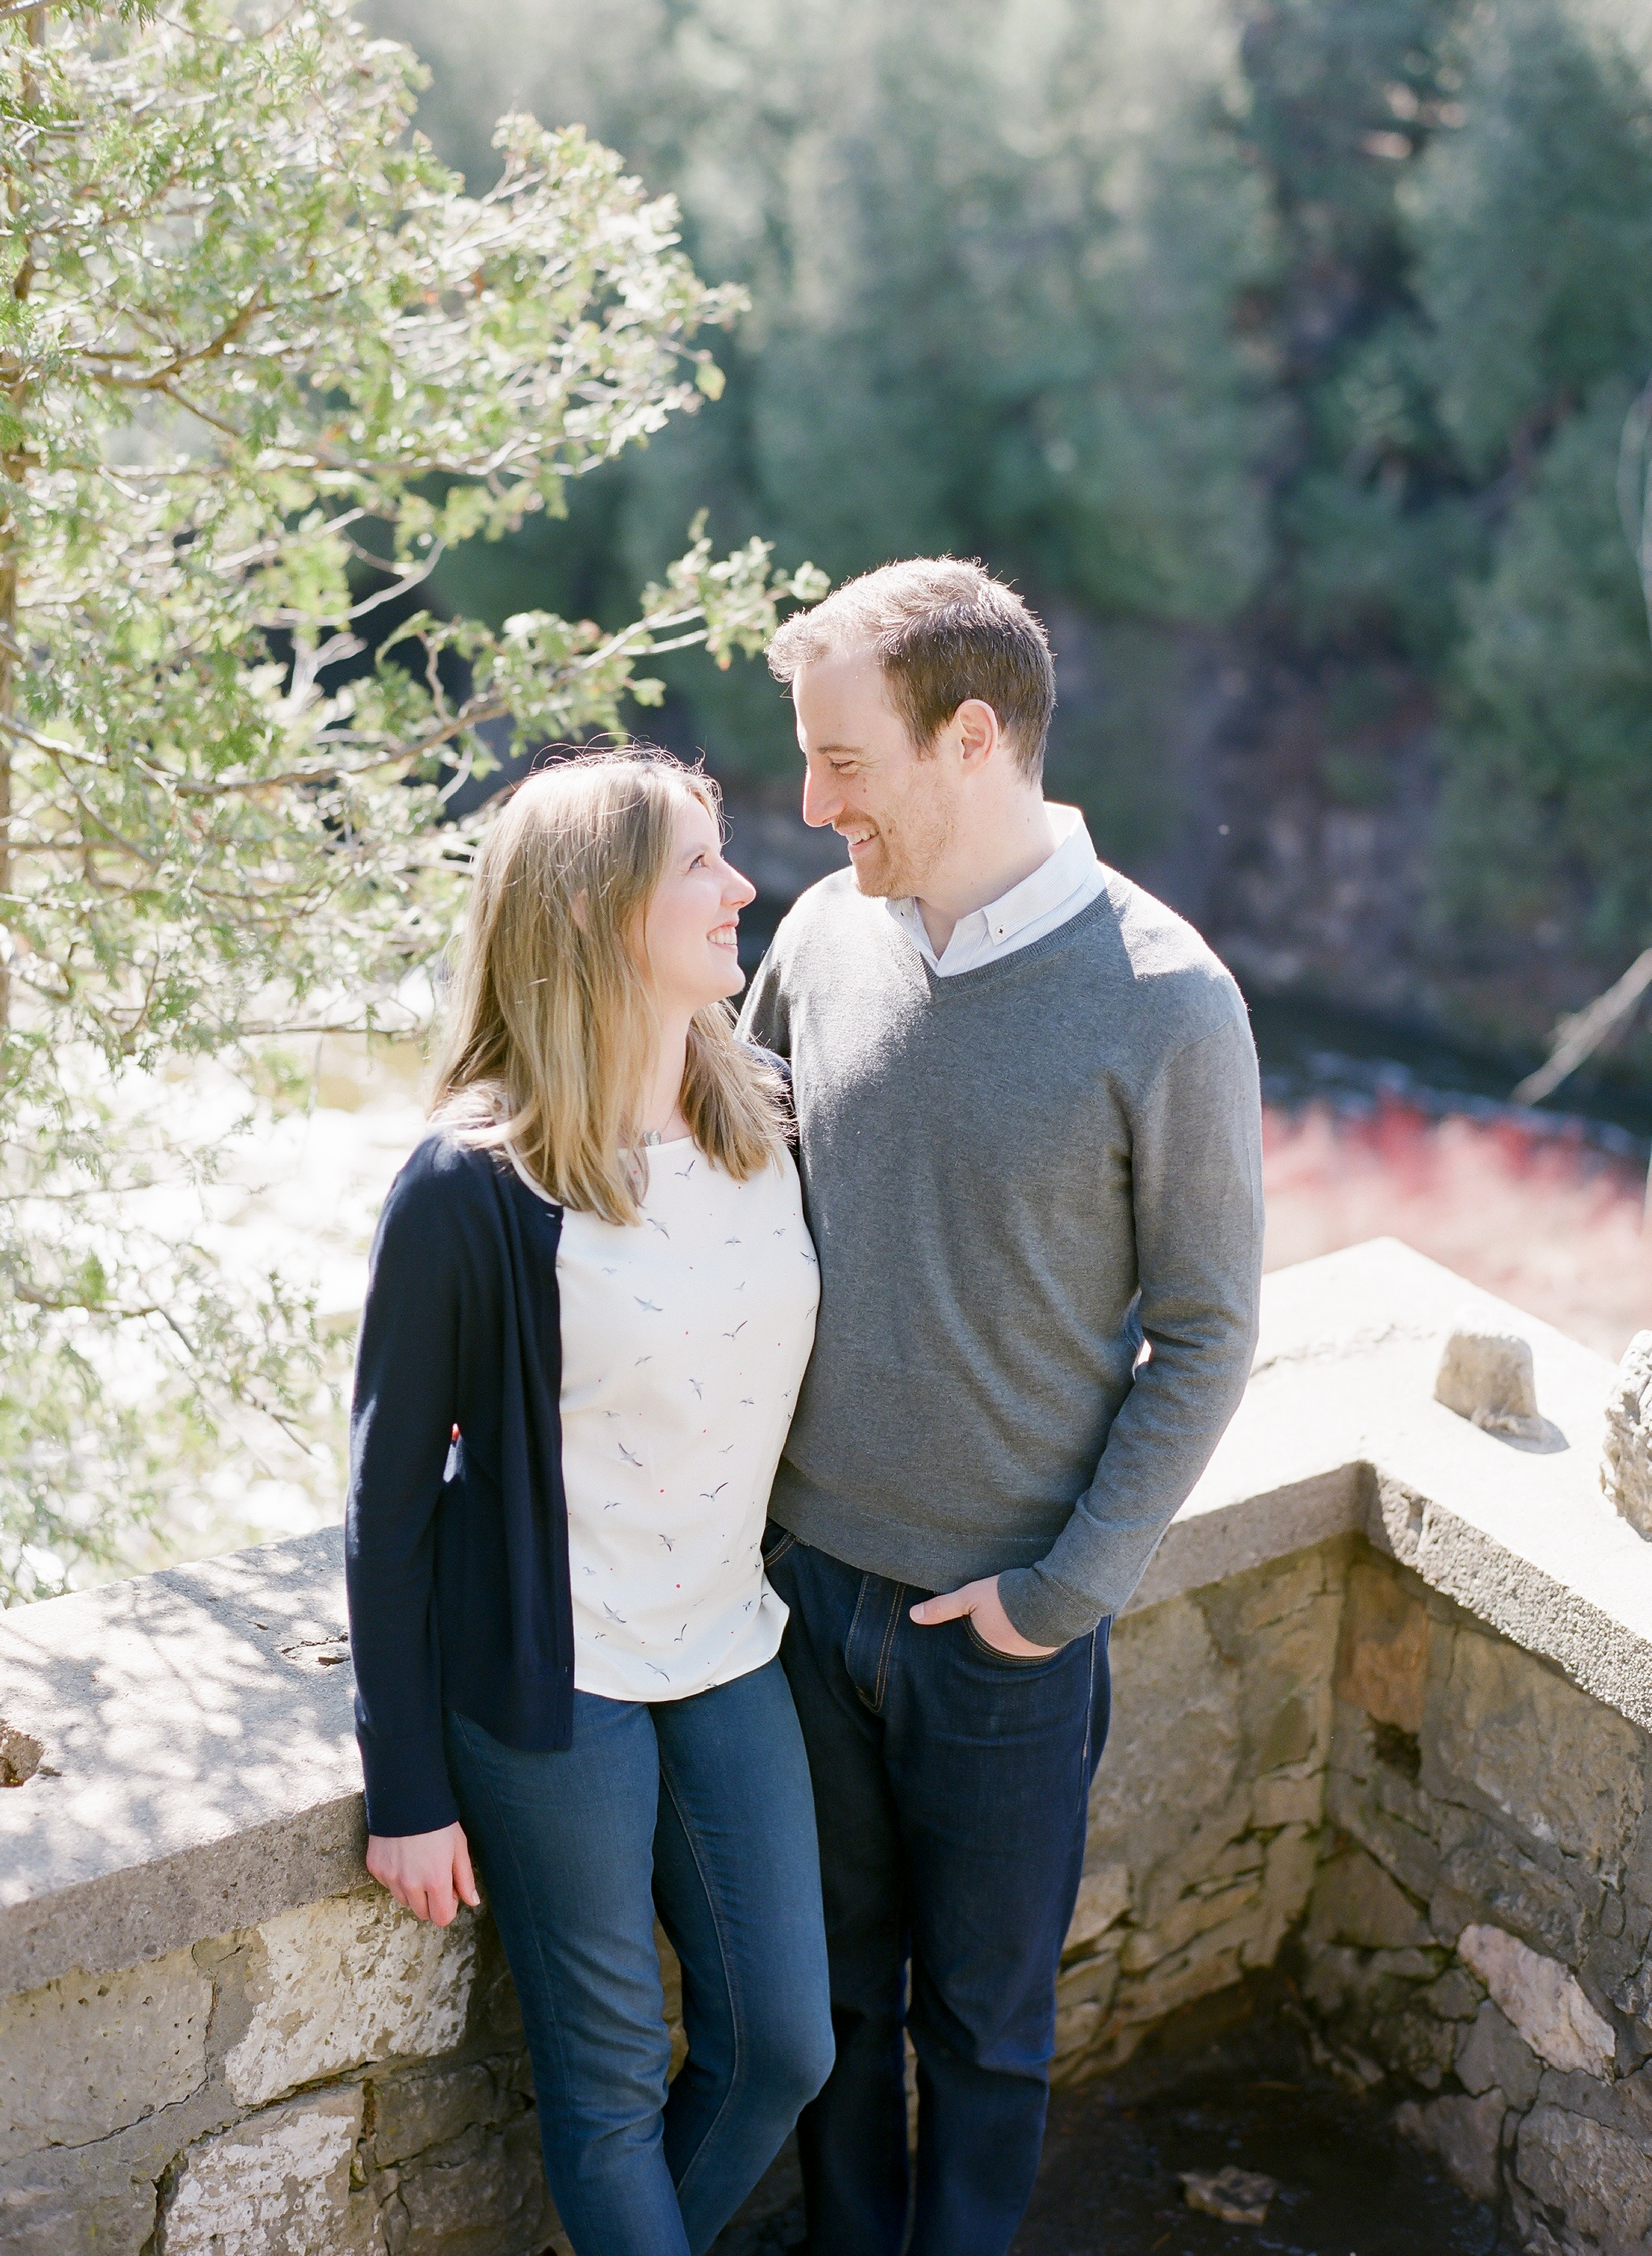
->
xmin=432 ymin=751 xmax=786 ymax=1223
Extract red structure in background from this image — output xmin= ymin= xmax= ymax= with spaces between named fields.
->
xmin=1263 ymin=1094 xmax=1652 ymax=1359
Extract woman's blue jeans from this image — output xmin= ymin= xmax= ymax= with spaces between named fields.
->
xmin=444 ymin=1658 xmax=833 ymax=2256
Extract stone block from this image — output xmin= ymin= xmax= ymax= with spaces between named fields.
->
xmin=1516 ymin=2104 xmax=1652 ymax=2246
xmin=1458 ymin=1924 xmax=1615 ymax=2077
xmin=1064 ymin=1865 xmax=1129 ymax=1956
xmin=386 ymin=2112 xmax=555 ymax=2256
xmin=1432 ymin=1630 xmax=1644 ymax=1873
xmin=1454 ymin=2001 xmax=1539 ymax=2108
xmin=1087 ymin=1598 xmax=1240 ymax=1884
xmin=1252 ymin=1773 xmax=1324 ymax=1828
xmin=1120 ymin=1877 xmax=1262 ymax=1971
xmin=0 ymin=1946 xmax=211 ymax=2162
xmin=1335 ymin=1565 xmax=1429 ymax=1735
xmin=159 ymin=2086 xmax=364 ymax=2256
xmin=371 ymin=2059 xmax=500 ymax=2169
xmin=1457 ymin=1999 xmax=1542 ymax=2108
xmin=1419 ymin=1967 xmax=1482 ymax=2022
xmin=1395 ymin=2089 xmax=1505 ymax=2207
xmin=1433 ymin=1818 xmax=1592 ymax=1964
xmin=1052 ymin=2000 xmax=1107 ymax=2062
xmin=1328 ymin=1764 xmax=1442 ymax=1907
xmin=0 ymin=2161 xmax=158 ymax=2256
xmin=1056 ymin=1953 xmax=1119 ymax=2012
xmin=224 ymin=1889 xmax=479 ymax=2106
xmin=1602 ymin=1331 xmax=1652 ymax=1540
xmin=1434 ymin=1320 xmax=1540 ymax=1436
xmin=1308 ymin=1844 xmax=1431 ymax=1952
xmin=1116 ymin=1936 xmax=1245 ymax=2030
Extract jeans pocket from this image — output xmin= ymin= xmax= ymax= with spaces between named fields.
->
xmin=761 ymin=1523 xmax=799 ymax=1569
xmin=964 ymin=1615 xmax=1064 ymax=1669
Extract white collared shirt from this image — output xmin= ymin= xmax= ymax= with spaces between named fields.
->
xmin=886 ymin=803 xmax=1107 ymax=976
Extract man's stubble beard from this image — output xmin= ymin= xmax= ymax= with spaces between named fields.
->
xmin=846 ymin=792 xmax=957 ymax=904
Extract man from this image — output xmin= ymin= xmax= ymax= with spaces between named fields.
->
xmin=738 ymin=558 xmax=1264 ymax=2256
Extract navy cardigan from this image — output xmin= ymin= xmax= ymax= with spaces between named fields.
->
xmin=345 ymin=1129 xmax=571 ymax=1836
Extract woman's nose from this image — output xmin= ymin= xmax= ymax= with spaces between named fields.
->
xmin=724 ymin=861 xmax=757 ymax=909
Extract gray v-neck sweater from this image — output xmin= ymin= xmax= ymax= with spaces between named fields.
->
xmin=738 ymin=865 xmax=1264 ymax=1647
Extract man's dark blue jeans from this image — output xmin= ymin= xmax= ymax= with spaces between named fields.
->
xmin=764 ymin=1529 xmax=1111 ymax=2256
xmin=444 ymin=1658 xmax=833 ymax=2255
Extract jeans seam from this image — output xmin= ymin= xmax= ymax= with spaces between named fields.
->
xmin=874 ymin=1579 xmax=906 ymax=1707
xmin=846 ymin=1572 xmax=880 ymax=1714
xmin=656 ymin=1748 xmax=745 ymax=2212
xmin=446 ymin=1715 xmax=582 ymax=2117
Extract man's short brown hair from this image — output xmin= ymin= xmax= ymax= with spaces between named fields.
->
xmin=767 ymin=558 xmax=1056 ymax=779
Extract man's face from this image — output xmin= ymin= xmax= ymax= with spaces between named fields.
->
xmin=791 ymin=645 xmax=959 ymax=900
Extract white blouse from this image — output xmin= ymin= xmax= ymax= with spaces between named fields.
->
xmin=529 ymin=1138 xmax=819 ymax=1702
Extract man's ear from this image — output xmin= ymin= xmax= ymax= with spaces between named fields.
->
xmin=953 ymin=698 xmax=1002 ymax=772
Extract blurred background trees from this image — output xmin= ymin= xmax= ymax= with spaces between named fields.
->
xmin=371 ymin=0 xmax=1652 ymax=1065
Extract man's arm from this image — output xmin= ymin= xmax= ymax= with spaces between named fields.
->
xmin=995 ymin=1007 xmax=1265 ymax=1647
xmin=736 ymin=938 xmax=792 ymax=1059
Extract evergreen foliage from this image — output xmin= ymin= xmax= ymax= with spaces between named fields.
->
xmin=378 ymin=0 xmax=1652 ymax=963
xmin=0 ymin=0 xmax=821 ymax=1599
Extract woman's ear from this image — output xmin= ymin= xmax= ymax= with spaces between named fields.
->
xmin=570 ymin=888 xmax=590 ymax=932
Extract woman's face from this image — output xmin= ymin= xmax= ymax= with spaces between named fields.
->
xmin=638 ymin=792 xmax=757 ymax=1015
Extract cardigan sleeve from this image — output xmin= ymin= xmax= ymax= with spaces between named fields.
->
xmin=345 ymin=1138 xmax=475 ymax=1836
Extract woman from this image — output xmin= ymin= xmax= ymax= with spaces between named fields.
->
xmin=345 ymin=752 xmax=833 ymax=2255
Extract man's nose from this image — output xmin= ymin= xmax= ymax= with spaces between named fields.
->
xmin=801 ymin=765 xmax=838 ymax=829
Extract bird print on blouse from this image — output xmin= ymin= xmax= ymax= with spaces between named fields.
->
xmin=543 ymin=1136 xmax=819 ymax=1702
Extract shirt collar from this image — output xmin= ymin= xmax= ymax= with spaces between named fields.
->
xmin=887 ymin=803 xmax=1099 ymax=960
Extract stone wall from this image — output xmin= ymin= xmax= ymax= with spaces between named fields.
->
xmin=1304 ymin=1549 xmax=1652 ymax=2252
xmin=1053 ymin=1540 xmax=1346 ymax=2083
xmin=6 ymin=1240 xmax=1652 ymax=2254
xmin=0 ymin=1882 xmax=559 ymax=2256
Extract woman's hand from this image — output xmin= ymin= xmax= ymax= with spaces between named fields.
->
xmin=365 ymin=1823 xmax=482 ymax=1926
xmin=909 ymin=1574 xmax=1060 ymax=1658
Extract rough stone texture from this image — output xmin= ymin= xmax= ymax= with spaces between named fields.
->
xmin=1514 ymin=2104 xmax=1652 ymax=2249
xmin=159 ymin=2087 xmax=365 ymax=2255
xmin=1434 ymin=1319 xmax=1541 ymax=1437
xmin=1053 ymin=1545 xmax=1345 ymax=2084
xmin=1603 ymin=1331 xmax=1652 ymax=1541
xmin=1432 ymin=1629 xmax=1644 ymax=1874
xmin=1457 ymin=1925 xmax=1615 ymax=2077
xmin=225 ymin=1888 xmax=479 ymax=2105
xmin=0 ymin=1946 xmax=211 ymax=2161
xmin=1336 ymin=1562 xmax=1430 ymax=1733
xmin=1395 ymin=2088 xmax=1506 ymax=2206
xmin=1307 ymin=1843 xmax=1431 ymax=1952
xmin=1456 ymin=1999 xmax=1543 ymax=2109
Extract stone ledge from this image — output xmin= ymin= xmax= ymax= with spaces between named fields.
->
xmin=2 ymin=1236 xmax=1646 ymax=2000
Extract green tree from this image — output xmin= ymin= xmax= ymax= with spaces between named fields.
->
xmin=375 ymin=0 xmax=1278 ymax=780
xmin=0 ymin=0 xmax=821 ymax=1601
xmin=1407 ymin=0 xmax=1652 ymax=958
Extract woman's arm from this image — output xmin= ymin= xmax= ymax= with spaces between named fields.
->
xmin=346 ymin=1138 xmax=478 ymax=1840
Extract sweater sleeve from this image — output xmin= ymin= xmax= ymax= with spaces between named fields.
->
xmin=345 ymin=1145 xmax=471 ymax=1836
xmin=736 ymin=938 xmax=793 ymax=1059
xmin=997 ymin=1008 xmax=1264 ymax=1646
